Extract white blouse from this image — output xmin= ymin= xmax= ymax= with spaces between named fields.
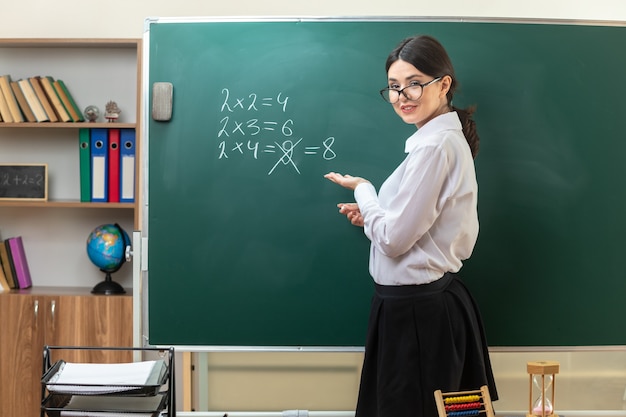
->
xmin=354 ymin=111 xmax=479 ymax=285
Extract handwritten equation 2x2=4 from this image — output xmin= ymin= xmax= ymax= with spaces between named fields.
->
xmin=215 ymin=88 xmax=338 ymax=175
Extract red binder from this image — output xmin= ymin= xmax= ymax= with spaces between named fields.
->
xmin=108 ymin=128 xmax=121 ymax=203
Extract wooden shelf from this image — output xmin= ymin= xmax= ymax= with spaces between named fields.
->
xmin=0 ymin=200 xmax=134 ymax=208
xmin=0 ymin=38 xmax=140 ymax=48
xmin=0 ymin=122 xmax=135 ymax=128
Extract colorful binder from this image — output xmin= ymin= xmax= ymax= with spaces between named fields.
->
xmin=79 ymin=128 xmax=91 ymax=202
xmin=108 ymin=128 xmax=120 ymax=203
xmin=7 ymin=236 xmax=32 ymax=289
xmin=120 ymin=129 xmax=136 ymax=203
xmin=90 ymin=128 xmax=108 ymax=202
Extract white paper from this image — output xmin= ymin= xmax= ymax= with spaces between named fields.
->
xmin=47 ymin=360 xmax=164 ymax=394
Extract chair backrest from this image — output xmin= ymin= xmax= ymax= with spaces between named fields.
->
xmin=434 ymin=385 xmax=495 ymax=417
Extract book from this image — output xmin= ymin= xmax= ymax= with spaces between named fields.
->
xmin=39 ymin=76 xmax=71 ymax=122
xmin=54 ymin=79 xmax=84 ymax=122
xmin=119 ymin=129 xmax=136 ymax=203
xmin=7 ymin=236 xmax=32 ymax=289
xmin=1 ymin=240 xmax=18 ymax=289
xmin=108 ymin=128 xmax=121 ymax=202
xmin=0 ymin=82 xmax=14 ymax=123
xmin=90 ymin=128 xmax=108 ymax=202
xmin=79 ymin=129 xmax=91 ymax=202
xmin=10 ymin=80 xmax=36 ymax=122
xmin=0 ymin=253 xmax=10 ymax=291
xmin=51 ymin=81 xmax=77 ymax=122
xmin=18 ymin=78 xmax=48 ymax=122
xmin=0 ymin=75 xmax=24 ymax=122
xmin=29 ymin=76 xmax=58 ymax=122
xmin=0 ymin=241 xmax=17 ymax=289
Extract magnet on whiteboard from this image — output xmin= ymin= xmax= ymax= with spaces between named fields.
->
xmin=152 ymin=82 xmax=173 ymax=121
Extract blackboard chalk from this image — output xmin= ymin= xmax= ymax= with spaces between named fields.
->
xmin=152 ymin=82 xmax=173 ymax=121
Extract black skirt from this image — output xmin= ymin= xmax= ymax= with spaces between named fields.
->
xmin=355 ymin=272 xmax=498 ymax=417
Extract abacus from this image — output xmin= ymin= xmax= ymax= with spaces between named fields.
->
xmin=434 ymin=385 xmax=495 ymax=417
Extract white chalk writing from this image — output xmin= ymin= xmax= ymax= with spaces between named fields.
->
xmin=215 ymin=88 xmax=337 ymax=175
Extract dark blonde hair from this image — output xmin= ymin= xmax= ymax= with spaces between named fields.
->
xmin=386 ymin=35 xmax=479 ymax=158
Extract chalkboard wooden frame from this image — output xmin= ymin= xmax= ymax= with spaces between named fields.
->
xmin=0 ymin=163 xmax=48 ymax=201
xmin=144 ymin=17 xmax=626 ymax=348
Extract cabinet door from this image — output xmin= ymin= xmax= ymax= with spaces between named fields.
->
xmin=47 ymin=294 xmax=133 ymax=363
xmin=0 ymin=293 xmax=46 ymax=417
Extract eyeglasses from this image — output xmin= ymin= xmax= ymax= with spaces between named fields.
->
xmin=379 ymin=77 xmax=442 ymax=104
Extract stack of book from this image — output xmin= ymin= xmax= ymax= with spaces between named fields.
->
xmin=0 ymin=235 xmax=33 ymax=291
xmin=0 ymin=74 xmax=84 ymax=123
xmin=80 ymin=128 xmax=136 ymax=203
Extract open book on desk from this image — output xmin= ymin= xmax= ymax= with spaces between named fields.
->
xmin=43 ymin=360 xmax=167 ymax=395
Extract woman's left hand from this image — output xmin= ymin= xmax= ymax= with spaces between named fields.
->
xmin=338 ymin=203 xmax=364 ymax=227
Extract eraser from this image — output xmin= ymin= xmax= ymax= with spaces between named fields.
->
xmin=152 ymin=82 xmax=173 ymax=121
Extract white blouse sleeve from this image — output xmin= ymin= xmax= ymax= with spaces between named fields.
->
xmin=354 ymin=145 xmax=449 ymax=258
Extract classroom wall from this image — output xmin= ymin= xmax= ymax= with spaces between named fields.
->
xmin=4 ymin=1 xmax=626 ymax=415
xmin=1 ymin=0 xmax=626 ymax=38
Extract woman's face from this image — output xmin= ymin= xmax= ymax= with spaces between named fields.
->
xmin=386 ymin=59 xmax=450 ymax=128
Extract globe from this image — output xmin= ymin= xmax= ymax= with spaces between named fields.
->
xmin=86 ymin=223 xmax=130 ymax=294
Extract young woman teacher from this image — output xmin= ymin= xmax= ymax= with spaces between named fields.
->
xmin=324 ymin=35 xmax=498 ymax=417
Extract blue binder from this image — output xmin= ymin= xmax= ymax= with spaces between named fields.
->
xmin=90 ymin=128 xmax=108 ymax=202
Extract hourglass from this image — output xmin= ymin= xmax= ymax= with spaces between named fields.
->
xmin=527 ymin=361 xmax=560 ymax=417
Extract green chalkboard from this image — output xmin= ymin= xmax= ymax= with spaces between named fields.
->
xmin=146 ymin=18 xmax=626 ymax=347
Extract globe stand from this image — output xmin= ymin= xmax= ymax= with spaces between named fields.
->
xmin=91 ymin=270 xmax=126 ymax=295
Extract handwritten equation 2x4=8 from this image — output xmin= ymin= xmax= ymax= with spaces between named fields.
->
xmin=215 ymin=88 xmax=338 ymax=175
xmin=217 ymin=137 xmax=337 ymax=175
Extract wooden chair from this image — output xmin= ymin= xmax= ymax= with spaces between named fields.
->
xmin=434 ymin=385 xmax=495 ymax=417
